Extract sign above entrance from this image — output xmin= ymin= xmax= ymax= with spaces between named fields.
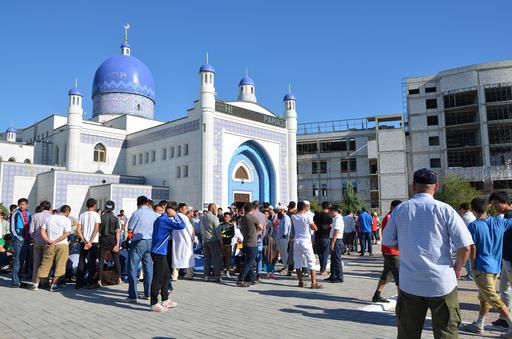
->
xmin=215 ymin=101 xmax=287 ymax=128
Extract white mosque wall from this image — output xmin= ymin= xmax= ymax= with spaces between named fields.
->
xmin=0 ymin=143 xmax=34 ymax=163
xmin=125 ymin=118 xmax=202 ymax=207
xmin=102 ymin=114 xmax=164 ymax=134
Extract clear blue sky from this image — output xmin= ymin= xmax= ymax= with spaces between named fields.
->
xmin=2 ymin=1 xmax=511 ymax=130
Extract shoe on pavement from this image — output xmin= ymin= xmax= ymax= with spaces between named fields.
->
xmin=161 ymin=299 xmax=178 ymax=308
xmin=462 ymin=322 xmax=484 ymax=334
xmin=372 ymin=296 xmax=390 ymax=303
xmin=150 ymin=304 xmax=168 ymax=312
xmin=50 ymin=284 xmax=62 ymax=292
xmin=30 ymin=284 xmax=39 ymax=291
xmin=236 ymin=281 xmax=250 ymax=287
xmin=226 ymin=271 xmax=231 ymax=278
xmin=126 ymin=298 xmax=138 ymax=304
xmin=493 ymin=319 xmax=510 ymax=328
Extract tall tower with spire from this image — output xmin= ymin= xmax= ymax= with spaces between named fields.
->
xmin=199 ymin=53 xmax=216 ymax=205
xmin=238 ymin=69 xmax=257 ymax=103
xmin=284 ymin=85 xmax=298 ymax=202
xmin=66 ymin=78 xmax=83 ymax=171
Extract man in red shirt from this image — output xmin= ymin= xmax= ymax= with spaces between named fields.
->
xmin=372 ymin=200 xmax=402 ymax=303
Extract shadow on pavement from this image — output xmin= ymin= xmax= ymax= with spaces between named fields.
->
xmin=60 ymin=286 xmax=148 ymax=312
xmin=249 ymin=289 xmax=371 ymax=306
xmin=281 ymin=304 xmax=396 ymax=326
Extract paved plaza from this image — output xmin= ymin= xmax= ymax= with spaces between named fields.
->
xmin=0 ymin=253 xmax=506 ymax=339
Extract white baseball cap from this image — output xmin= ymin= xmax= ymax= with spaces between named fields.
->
xmin=303 ymin=200 xmax=311 ymax=205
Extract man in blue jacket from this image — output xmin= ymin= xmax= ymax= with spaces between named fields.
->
xmin=10 ymin=198 xmax=31 ymax=287
xmin=357 ymin=208 xmax=373 ymax=256
xmin=149 ymin=202 xmax=186 ymax=312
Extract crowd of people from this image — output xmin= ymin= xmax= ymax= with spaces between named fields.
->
xmin=3 ymin=167 xmax=512 ymax=338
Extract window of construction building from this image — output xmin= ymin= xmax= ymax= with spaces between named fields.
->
xmin=425 ymin=86 xmax=437 ymax=93
xmin=430 ymin=158 xmax=441 ymax=168
xmin=138 ymin=153 xmax=143 ymax=164
xmin=469 ymin=181 xmax=485 ymax=191
xmin=312 ymin=161 xmax=327 ymax=174
xmin=485 ymin=86 xmax=512 ymax=103
xmin=445 ymin=109 xmax=478 ymax=126
xmin=408 ymin=88 xmax=420 ymax=95
xmin=177 ymin=145 xmax=181 ymax=157
xmin=427 ymin=115 xmax=439 ymax=126
xmin=320 ymin=141 xmax=347 ymax=152
xmin=313 ymin=184 xmax=319 ymax=197
xmin=429 ymin=136 xmax=440 ymax=146
xmin=446 ymin=129 xmax=479 ymax=148
xmin=487 ymin=105 xmax=512 ymax=121
xmin=183 ymin=165 xmax=189 ymax=177
xmin=184 ymin=144 xmax=189 ymax=156
xmin=321 ymin=184 xmax=327 ymax=197
xmin=176 ymin=166 xmax=181 ymax=178
xmin=349 ymin=139 xmax=356 ymax=151
xmin=341 ymin=158 xmax=357 ymax=173
xmin=297 ymin=142 xmax=318 ymax=154
xmin=132 ymin=155 xmax=136 ymax=166
xmin=490 ymin=146 xmax=512 ymax=166
xmin=493 ymin=180 xmax=512 ymax=190
xmin=447 ymin=149 xmax=482 ymax=167
xmin=426 ymin=99 xmax=438 ymax=109
xmin=145 ymin=152 xmax=149 ymax=163
xmin=443 ymin=90 xmax=478 ymax=109
xmin=162 ymin=148 xmax=167 ymax=160
xmin=170 ymin=147 xmax=175 ymax=158
xmin=488 ymin=125 xmax=512 ymax=145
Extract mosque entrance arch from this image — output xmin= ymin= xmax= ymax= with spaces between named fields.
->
xmin=228 ymin=140 xmax=275 ymax=206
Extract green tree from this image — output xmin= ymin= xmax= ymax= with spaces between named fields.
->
xmin=434 ymin=174 xmax=480 ymax=210
xmin=309 ymin=200 xmax=321 ymax=213
xmin=340 ymin=182 xmax=363 ymax=213
xmin=0 ymin=203 xmax=8 ymax=216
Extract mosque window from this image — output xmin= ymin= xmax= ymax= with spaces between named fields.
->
xmin=234 ymin=165 xmax=250 ymax=181
xmin=170 ymin=147 xmax=175 ymax=158
xmin=151 ymin=151 xmax=156 ymax=162
xmin=145 ymin=152 xmax=149 ymax=163
xmin=251 ymin=86 xmax=254 ymax=94
xmin=55 ymin=146 xmax=59 ymax=164
xmin=8 ymin=157 xmax=15 ymax=162
xmin=183 ymin=165 xmax=189 ymax=177
xmin=24 ymin=159 xmax=31 ymax=164
xmin=162 ymin=148 xmax=167 ymax=160
xmin=132 ymin=155 xmax=136 ymax=166
xmin=137 ymin=103 xmax=141 ymax=111
xmin=139 ymin=153 xmax=143 ymax=164
xmin=93 ymin=143 xmax=106 ymax=162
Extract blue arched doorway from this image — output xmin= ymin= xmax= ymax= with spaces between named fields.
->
xmin=228 ymin=141 xmax=275 ymax=206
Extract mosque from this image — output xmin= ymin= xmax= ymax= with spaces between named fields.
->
xmin=0 ymin=26 xmax=297 ymax=217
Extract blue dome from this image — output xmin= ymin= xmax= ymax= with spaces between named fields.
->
xmin=92 ymin=54 xmax=155 ymax=101
xmin=283 ymin=93 xmax=296 ymax=101
xmin=199 ymin=63 xmax=215 ymax=73
xmin=68 ymin=87 xmax=82 ymax=96
xmin=6 ymin=127 xmax=16 ymax=133
xmin=121 ymin=41 xmax=130 ymax=48
xmin=239 ymin=76 xmax=254 ymax=86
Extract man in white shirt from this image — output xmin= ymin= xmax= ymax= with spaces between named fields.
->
xmin=342 ymin=210 xmax=357 ymax=254
xmin=326 ymin=205 xmax=344 ymax=283
xmin=291 ymin=201 xmax=322 ymax=289
xmin=459 ymin=202 xmax=476 ymax=281
xmin=382 ymin=168 xmax=473 ymax=339
xmin=32 ymin=205 xmax=72 ymax=292
xmin=76 ymin=198 xmax=101 ymax=289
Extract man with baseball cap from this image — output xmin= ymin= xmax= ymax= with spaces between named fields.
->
xmin=97 ymin=200 xmax=122 ymax=286
xmin=382 ymin=168 xmax=473 ymax=338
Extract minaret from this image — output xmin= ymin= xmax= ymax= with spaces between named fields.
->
xmin=199 ymin=53 xmax=216 ymax=205
xmin=5 ymin=126 xmax=16 ymax=143
xmin=121 ymin=24 xmax=131 ymax=56
xmin=66 ymin=78 xmax=83 ymax=171
xmin=284 ymin=85 xmax=298 ymax=203
xmin=238 ymin=69 xmax=257 ymax=103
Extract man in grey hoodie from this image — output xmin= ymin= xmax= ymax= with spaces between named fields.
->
xmin=200 ymin=203 xmax=223 ymax=282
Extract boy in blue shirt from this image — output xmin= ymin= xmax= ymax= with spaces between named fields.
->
xmin=150 ymin=202 xmax=186 ymax=312
xmin=463 ymin=198 xmax=512 ymax=336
